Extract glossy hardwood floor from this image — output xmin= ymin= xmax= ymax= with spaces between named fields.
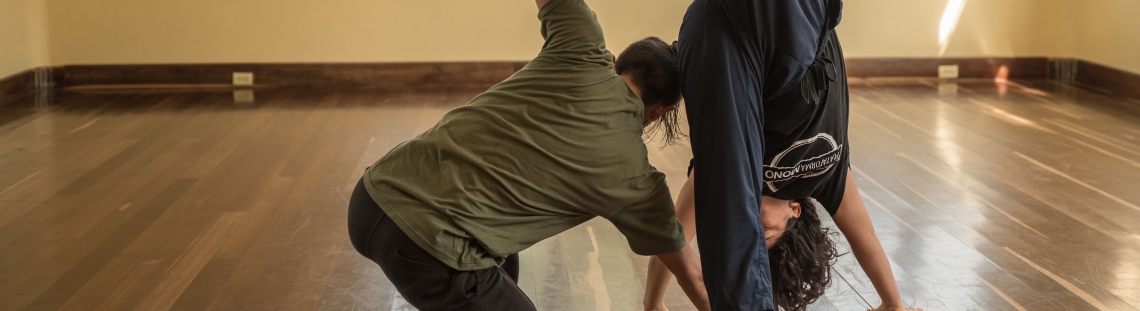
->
xmin=1 ymin=79 xmax=1138 ymax=311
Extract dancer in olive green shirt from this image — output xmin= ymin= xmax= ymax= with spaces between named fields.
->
xmin=345 ymin=0 xmax=710 ymax=310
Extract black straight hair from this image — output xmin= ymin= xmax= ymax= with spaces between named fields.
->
xmin=617 ymin=37 xmax=684 ymax=145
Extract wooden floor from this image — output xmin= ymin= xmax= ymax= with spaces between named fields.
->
xmin=1 ymin=79 xmax=1139 ymax=311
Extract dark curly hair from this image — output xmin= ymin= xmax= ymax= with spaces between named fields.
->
xmin=616 ymin=37 xmax=685 ymax=145
xmin=770 ymin=198 xmax=841 ymax=311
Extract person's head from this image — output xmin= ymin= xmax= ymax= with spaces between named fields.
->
xmin=760 ymin=196 xmax=802 ymax=248
xmin=615 ymin=36 xmax=684 ymax=145
xmin=763 ymin=197 xmax=840 ymax=311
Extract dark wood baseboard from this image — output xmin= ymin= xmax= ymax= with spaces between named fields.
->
xmin=0 ymin=69 xmax=35 ymax=105
xmin=1071 ymin=60 xmax=1140 ymax=100
xmin=2 ymin=57 xmax=1137 ymax=102
xmin=58 ymin=62 xmax=529 ymax=90
xmin=845 ymin=57 xmax=1050 ymax=79
xmin=60 ymin=59 xmax=1052 ymax=88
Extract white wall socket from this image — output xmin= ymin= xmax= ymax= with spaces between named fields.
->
xmin=938 ymin=65 xmax=959 ymax=79
xmin=233 ymin=72 xmax=254 ymax=85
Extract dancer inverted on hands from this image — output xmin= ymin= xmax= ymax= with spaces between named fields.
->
xmin=648 ymin=0 xmax=921 ymax=310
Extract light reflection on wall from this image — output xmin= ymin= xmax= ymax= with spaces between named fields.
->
xmin=939 ymin=0 xmax=968 ymax=56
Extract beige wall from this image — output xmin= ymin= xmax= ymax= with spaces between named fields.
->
xmin=23 ymin=0 xmax=1140 ymax=75
xmin=46 ymin=0 xmax=691 ymax=65
xmin=823 ymin=0 xmax=1140 ymax=75
xmin=837 ymin=0 xmax=1075 ymax=58
xmin=0 ymin=0 xmax=50 ymax=78
xmin=1073 ymin=0 xmax=1140 ymax=74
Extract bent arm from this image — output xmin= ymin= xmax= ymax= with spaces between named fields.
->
xmin=832 ymin=169 xmax=910 ymax=310
xmin=655 ymin=245 xmax=711 ymax=311
xmin=644 ymin=171 xmax=698 ymax=310
xmin=535 ymin=0 xmax=550 ymax=9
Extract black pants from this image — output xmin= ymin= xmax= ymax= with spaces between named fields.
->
xmin=347 ymin=178 xmax=535 ymax=311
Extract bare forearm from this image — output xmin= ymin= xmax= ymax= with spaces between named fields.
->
xmin=673 ymin=250 xmax=707 ymax=311
xmin=644 ymin=171 xmax=699 ymax=310
xmin=846 ymin=231 xmax=904 ymax=307
xmin=644 ymin=257 xmax=673 ymax=310
xmin=657 ymin=246 xmax=710 ymax=311
xmin=834 ymin=170 xmax=906 ymax=308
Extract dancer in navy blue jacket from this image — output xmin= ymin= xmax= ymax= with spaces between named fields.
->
xmin=644 ymin=1 xmax=923 ymax=310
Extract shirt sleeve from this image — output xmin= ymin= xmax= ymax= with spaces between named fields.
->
xmin=811 ymin=150 xmax=849 ymax=216
xmin=536 ymin=0 xmax=612 ymax=66
xmin=606 ymin=175 xmax=686 ymax=256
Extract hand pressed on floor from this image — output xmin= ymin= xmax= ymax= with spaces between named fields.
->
xmin=868 ymin=304 xmax=922 ymax=311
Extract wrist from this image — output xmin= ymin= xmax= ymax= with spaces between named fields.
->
xmin=879 ymin=302 xmax=907 ymax=310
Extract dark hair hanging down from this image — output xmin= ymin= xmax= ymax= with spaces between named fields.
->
xmin=616 ymin=37 xmax=685 ymax=145
xmin=769 ymin=198 xmax=841 ymax=311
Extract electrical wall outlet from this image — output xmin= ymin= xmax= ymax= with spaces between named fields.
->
xmin=938 ymin=65 xmax=959 ymax=79
xmin=233 ymin=72 xmax=254 ymax=85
